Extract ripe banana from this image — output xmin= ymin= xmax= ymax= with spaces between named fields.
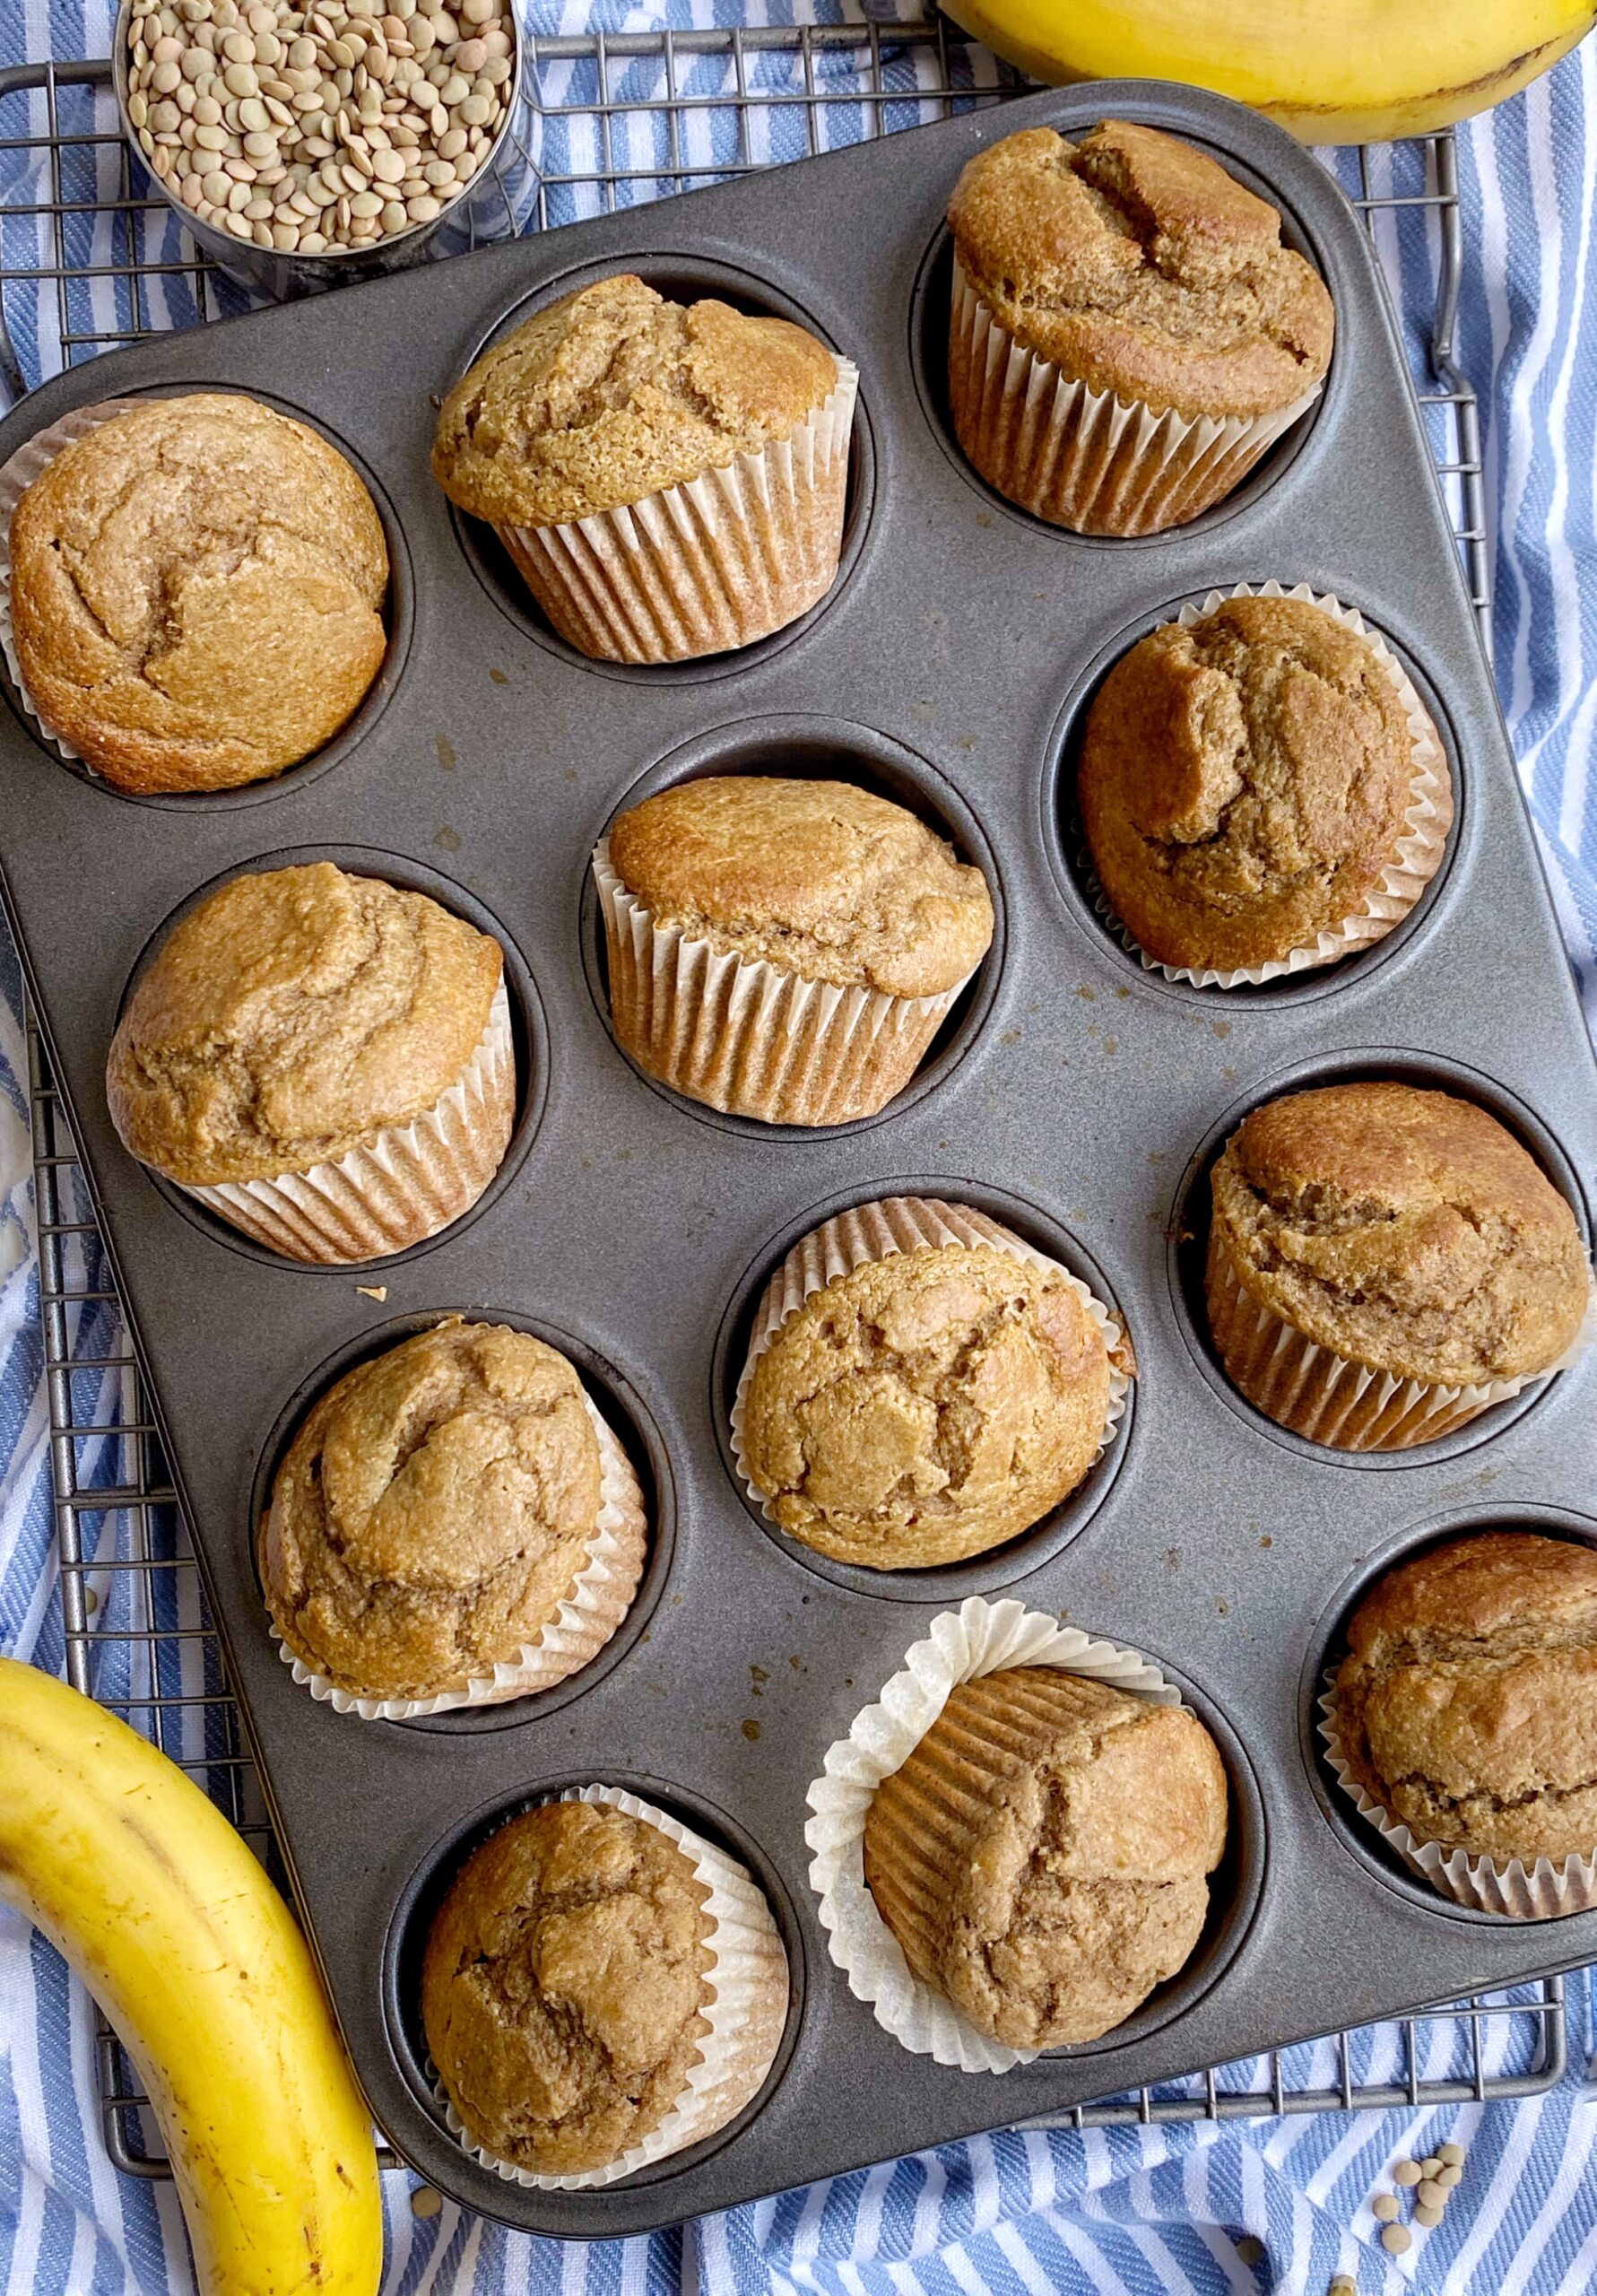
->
xmin=940 ymin=0 xmax=1597 ymax=144
xmin=0 ymin=1658 xmax=382 ymax=2296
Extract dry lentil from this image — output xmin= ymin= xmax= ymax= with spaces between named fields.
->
xmin=1381 ymin=2226 xmax=1412 ymax=2257
xmin=1393 ymin=2161 xmax=1422 ymax=2187
xmin=124 ymin=0 xmax=511 ymax=251
xmin=1437 ymin=2144 xmax=1465 ymax=2168
xmin=1371 ymin=2195 xmax=1400 ymax=2224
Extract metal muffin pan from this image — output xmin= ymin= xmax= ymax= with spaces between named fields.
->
xmin=0 ymin=77 xmax=1593 ymax=2239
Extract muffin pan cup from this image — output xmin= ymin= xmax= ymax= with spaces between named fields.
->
xmin=0 ymin=78 xmax=1594 ymax=2239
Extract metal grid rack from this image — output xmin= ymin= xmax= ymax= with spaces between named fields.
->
xmin=6 ymin=22 xmax=1561 ymax=2183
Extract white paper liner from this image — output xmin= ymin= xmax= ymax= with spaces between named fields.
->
xmin=178 ymin=978 xmax=516 ymax=1264
xmin=804 ymin=1596 xmax=1178 ymax=2073
xmin=0 ymin=396 xmax=168 ymax=769
xmin=499 ymin=361 xmax=858 ymax=664
xmin=267 ymin=1386 xmax=648 ymax=1722
xmin=1080 ymin=582 xmax=1454 ymax=988
xmin=730 ymin=1196 xmax=1130 ymax=1555
xmin=1207 ymin=1234 xmax=1597 ymax=1452
xmin=948 ymin=255 xmax=1321 ymax=538
xmin=1317 ymin=1678 xmax=1597 ymax=1918
xmin=435 ymin=1784 xmax=789 ymax=2187
xmin=593 ymin=839 xmax=974 ymax=1128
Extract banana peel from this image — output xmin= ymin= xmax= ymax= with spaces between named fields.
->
xmin=939 ymin=0 xmax=1597 ymax=143
xmin=0 ymin=1658 xmax=382 ymax=2296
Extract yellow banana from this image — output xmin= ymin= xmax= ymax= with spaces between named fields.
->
xmin=0 ymin=1658 xmax=382 ymax=2296
xmin=941 ymin=0 xmax=1597 ymax=143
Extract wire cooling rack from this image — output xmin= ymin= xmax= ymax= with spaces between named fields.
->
xmin=7 ymin=22 xmax=1558 ymax=2180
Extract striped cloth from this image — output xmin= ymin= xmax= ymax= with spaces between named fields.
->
xmin=2 ymin=5 xmax=1597 ymax=2290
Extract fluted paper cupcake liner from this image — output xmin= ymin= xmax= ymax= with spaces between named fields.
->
xmin=0 ymin=396 xmax=169 ymax=769
xmin=266 ymin=1387 xmax=647 ymax=1722
xmin=594 ymin=841 xmax=971 ymax=1127
xmin=178 ymin=978 xmax=516 ymax=1264
xmin=948 ymin=257 xmax=1319 ymax=538
xmin=1080 ymin=583 xmax=1452 ymax=988
xmin=437 ymin=1783 xmax=789 ymax=2187
xmin=499 ymin=362 xmax=858 ymax=664
xmin=731 ymin=1195 xmax=1130 ymax=1540
xmin=1206 ymin=1230 xmax=1597 ymax=1451
xmin=1317 ymin=1681 xmax=1597 ymax=1918
xmin=804 ymin=1596 xmax=1178 ymax=2073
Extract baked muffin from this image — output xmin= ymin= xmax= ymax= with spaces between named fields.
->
xmin=422 ymin=1796 xmax=789 ymax=2179
xmin=595 ymin=778 xmax=994 ymax=1126
xmin=734 ymin=1196 xmax=1126 ymax=1568
xmin=1207 ymin=1082 xmax=1591 ymax=1449
xmin=261 ymin=1320 xmax=646 ymax=1715
xmin=106 ymin=861 xmax=516 ymax=1263
xmin=431 ymin=274 xmax=857 ymax=662
xmin=946 ymin=121 xmax=1334 ymax=535
xmin=1329 ymin=1534 xmax=1597 ymax=1898
xmin=4 ymin=393 xmax=387 ymax=793
xmin=864 ymin=1668 xmax=1228 ymax=2048
xmin=1080 ymin=591 xmax=1450 ymax=980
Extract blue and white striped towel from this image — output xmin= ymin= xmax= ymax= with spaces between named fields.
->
xmin=2 ymin=6 xmax=1596 ymax=2290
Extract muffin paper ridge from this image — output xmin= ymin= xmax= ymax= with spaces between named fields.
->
xmin=803 ymin=1595 xmax=1177 ymax=2074
xmin=948 ymin=257 xmax=1320 ymax=539
xmin=1080 ymin=582 xmax=1454 ymax=990
xmin=1206 ymin=1234 xmax=1597 ymax=1452
xmin=435 ymin=1783 xmax=788 ymax=2187
xmin=1317 ymin=1679 xmax=1597 ymax=1918
xmin=0 ymin=398 xmax=168 ymax=770
xmin=593 ymin=841 xmax=973 ymax=1127
xmin=268 ymin=1381 xmax=647 ymax=1722
xmin=730 ymin=1195 xmax=1130 ymax=1548
xmin=179 ymin=976 xmax=516 ymax=1264
xmin=499 ymin=361 xmax=858 ymax=664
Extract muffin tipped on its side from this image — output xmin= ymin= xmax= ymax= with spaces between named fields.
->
xmin=864 ymin=1667 xmax=1228 ymax=2048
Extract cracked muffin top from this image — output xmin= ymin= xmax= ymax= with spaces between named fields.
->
xmin=422 ymin=1800 xmax=712 ymax=2173
xmin=107 ymin=862 xmax=503 ymax=1187
xmin=261 ymin=1320 xmax=603 ymax=1703
xmin=864 ymin=1668 xmax=1228 ymax=2048
xmin=947 ymin=121 xmax=1334 ymax=420
xmin=740 ymin=1239 xmax=1115 ymax=1569
xmin=1080 ymin=596 xmax=1440 ymax=975
xmin=1332 ymin=1532 xmax=1597 ymax=1864
xmin=606 ymin=777 xmax=994 ymax=997
xmin=7 ymin=393 xmax=388 ymax=794
xmin=431 ymin=274 xmax=839 ymax=526
xmin=1208 ymin=1082 xmax=1590 ymax=1387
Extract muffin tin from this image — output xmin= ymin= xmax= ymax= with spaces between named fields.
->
xmin=0 ymin=77 xmax=1593 ymax=2237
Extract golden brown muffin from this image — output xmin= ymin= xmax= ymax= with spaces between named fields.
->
xmin=1208 ymin=1082 xmax=1590 ymax=1387
xmin=431 ymin=274 xmax=839 ymax=526
xmin=740 ymin=1243 xmax=1113 ymax=1568
xmin=422 ymin=1801 xmax=713 ymax=2174
xmin=106 ymin=862 xmax=503 ymax=1187
xmin=261 ymin=1321 xmax=603 ymax=1703
xmin=1080 ymin=596 xmax=1438 ymax=975
xmin=864 ymin=1668 xmax=1228 ymax=2048
xmin=607 ymin=777 xmax=993 ymax=998
xmin=8 ymin=393 xmax=388 ymax=794
xmin=948 ymin=122 xmax=1333 ymax=421
xmin=1332 ymin=1533 xmax=1597 ymax=1865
